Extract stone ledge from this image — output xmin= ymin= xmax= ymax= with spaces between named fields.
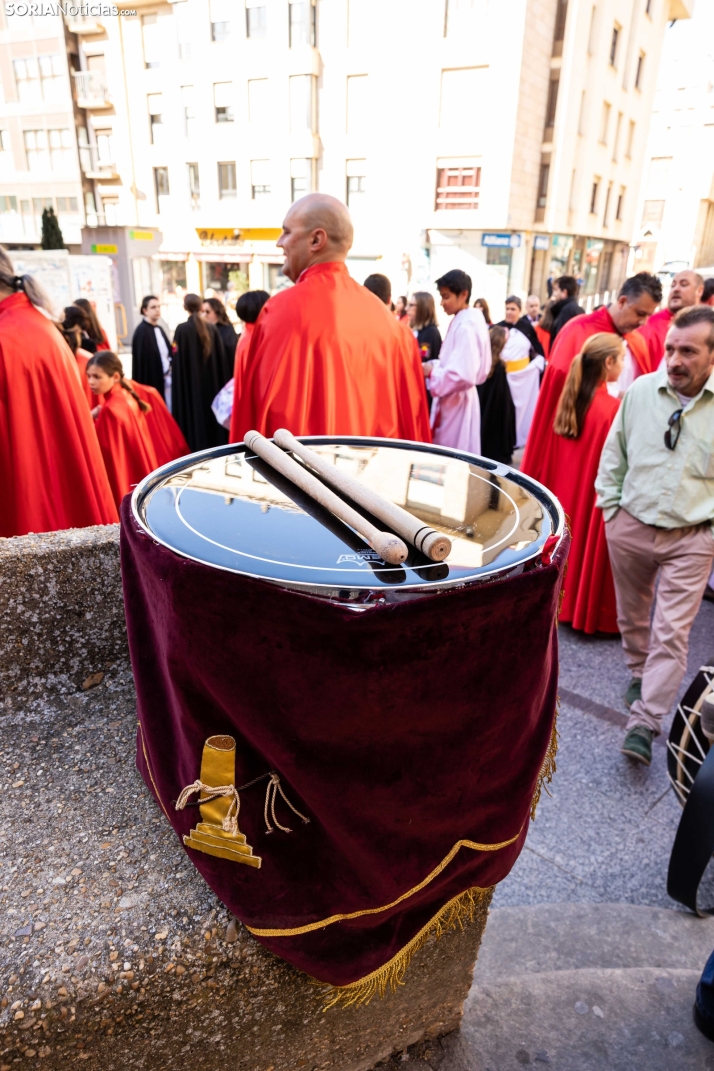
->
xmin=0 ymin=529 xmax=488 ymax=1070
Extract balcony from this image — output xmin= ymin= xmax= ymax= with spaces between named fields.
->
xmin=79 ymin=145 xmax=119 ymax=180
xmin=66 ymin=14 xmax=105 ymax=34
xmin=73 ymin=71 xmax=111 ymax=109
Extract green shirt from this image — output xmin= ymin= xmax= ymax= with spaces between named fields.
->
xmin=595 ymin=368 xmax=714 ymax=537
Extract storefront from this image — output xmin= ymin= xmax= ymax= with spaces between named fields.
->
xmin=529 ymin=234 xmax=630 ymax=307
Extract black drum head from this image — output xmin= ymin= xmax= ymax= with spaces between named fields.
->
xmin=133 ymin=438 xmax=562 ymax=594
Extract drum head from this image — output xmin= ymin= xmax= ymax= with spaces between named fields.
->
xmin=132 ymin=438 xmax=563 ymax=595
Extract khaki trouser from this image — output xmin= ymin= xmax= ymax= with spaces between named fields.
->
xmin=604 ymin=509 xmax=714 ymax=735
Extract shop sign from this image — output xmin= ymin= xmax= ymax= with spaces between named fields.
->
xmin=195 ymin=227 xmax=282 ymax=247
xmin=482 ymin=233 xmax=522 ymax=249
xmin=533 ymin=235 xmax=551 ymax=251
xmin=129 ymin=230 xmax=155 ymax=241
xmin=91 ymin=243 xmax=118 ymax=254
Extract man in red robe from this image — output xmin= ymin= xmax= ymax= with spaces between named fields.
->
xmin=636 ymin=270 xmax=703 ymax=374
xmin=0 ymin=251 xmax=118 ymax=537
xmin=231 ymin=194 xmax=431 ymax=444
xmin=521 ymin=273 xmax=661 ymax=484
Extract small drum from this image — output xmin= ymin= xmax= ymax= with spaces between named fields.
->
xmin=133 ymin=437 xmax=564 ymax=599
xmin=667 ymin=664 xmax=714 ymax=807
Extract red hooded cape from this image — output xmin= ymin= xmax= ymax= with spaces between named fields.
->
xmin=228 ymin=322 xmax=255 ymax=441
xmin=129 ymin=380 xmax=189 ymax=467
xmin=94 ymin=383 xmax=158 ymax=509
xmin=635 ymin=307 xmax=671 ymax=374
xmin=534 ymin=385 xmax=620 ymax=633
xmin=521 ymin=305 xmax=648 ymax=484
xmin=231 ymin=262 xmax=431 ymax=444
xmin=0 ymin=292 xmax=118 ymax=537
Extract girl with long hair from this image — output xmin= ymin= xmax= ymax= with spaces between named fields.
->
xmin=86 ymin=351 xmax=159 ymax=509
xmin=476 ymin=325 xmax=516 ymax=465
xmin=62 ymin=304 xmax=97 ymax=354
xmin=74 ymin=297 xmax=110 ymax=350
xmin=172 ymin=293 xmax=234 ymax=451
xmin=202 ymin=296 xmax=238 ymax=363
xmin=473 ymin=297 xmax=492 ymax=325
xmin=545 ymin=332 xmax=625 ymax=633
xmin=59 ymin=307 xmax=94 ymax=407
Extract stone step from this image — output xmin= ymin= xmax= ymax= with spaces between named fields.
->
xmin=475 ymin=902 xmax=714 ymax=980
xmin=458 ymin=967 xmax=714 ymax=1071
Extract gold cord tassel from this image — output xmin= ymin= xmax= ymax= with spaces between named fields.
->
xmin=530 ymin=699 xmax=560 ymax=821
xmin=320 ymin=885 xmax=493 ymax=1010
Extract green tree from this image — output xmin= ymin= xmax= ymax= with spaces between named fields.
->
xmin=40 ymin=207 xmax=65 ymax=250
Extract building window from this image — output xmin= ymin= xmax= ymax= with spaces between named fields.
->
xmin=218 ymin=161 xmax=237 ymax=198
xmin=578 ymin=91 xmax=587 ymax=135
xmin=39 ymin=55 xmax=64 ymax=97
xmin=443 ymin=0 xmax=479 ymax=38
xmin=641 ymin=199 xmax=665 ymax=225
xmin=48 ymin=129 xmax=72 ymax=170
xmin=251 ymin=159 xmax=271 ymax=198
xmin=182 ymin=86 xmax=196 ymax=138
xmin=94 ymin=129 xmax=114 ymax=167
xmin=590 ymin=178 xmax=600 ymax=214
xmin=13 ymin=58 xmax=41 ymax=104
xmin=626 ymin=120 xmax=636 ymax=158
xmin=175 ymin=0 xmax=192 ymax=60
xmin=154 ymin=166 xmax=170 ymax=211
xmin=609 ymin=24 xmax=620 ymax=67
xmin=214 ymin=82 xmax=234 ymax=123
xmin=346 ymin=74 xmax=369 ymax=136
xmin=616 ymin=187 xmax=625 ymax=221
xmin=148 ymin=94 xmax=164 ymax=145
xmin=289 ymin=0 xmax=316 ymax=47
xmin=537 ymin=161 xmax=550 ymax=209
xmin=645 ymin=0 xmax=652 ymax=13
xmin=246 ymin=0 xmax=267 ymax=38
xmin=435 ymin=160 xmax=481 ymax=210
xmin=291 ymin=157 xmax=316 ymax=201
xmin=599 ymin=101 xmax=611 ymax=144
xmin=346 ymin=160 xmax=367 ymax=208
xmin=612 ymin=111 xmax=623 ymax=161
xmin=587 ymin=5 xmax=597 ymax=55
xmin=188 ymin=162 xmax=200 ymax=210
xmin=0 ymin=130 xmax=12 ymax=171
xmin=248 ymin=78 xmax=269 ymax=124
xmin=544 ymin=75 xmax=559 ymax=133
xmin=142 ymin=14 xmax=161 ymax=68
xmin=552 ymin=0 xmax=568 ymax=55
xmin=289 ymin=74 xmax=317 ymax=134
xmin=23 ymin=130 xmax=49 ymax=171
xmin=603 ymin=182 xmax=612 ymax=227
xmin=635 ymin=52 xmax=645 ymax=90
xmin=210 ymin=0 xmax=232 ymax=41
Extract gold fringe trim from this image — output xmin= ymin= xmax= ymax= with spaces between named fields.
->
xmin=247 ymin=833 xmax=518 ymax=937
xmin=530 ymin=698 xmax=559 ymax=821
xmin=319 ymin=885 xmax=493 ymax=1010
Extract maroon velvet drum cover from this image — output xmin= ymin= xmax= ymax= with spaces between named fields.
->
xmin=121 ymin=436 xmax=568 ymax=996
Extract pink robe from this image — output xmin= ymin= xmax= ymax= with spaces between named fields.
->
xmin=427 ymin=307 xmax=491 ymax=454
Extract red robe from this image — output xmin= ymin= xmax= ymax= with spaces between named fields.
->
xmin=521 ymin=305 xmax=649 ymax=484
xmin=229 ymin=321 xmax=255 ymax=439
xmin=538 ymin=385 xmax=620 ymax=633
xmin=94 ymin=383 xmax=158 ymax=509
xmin=128 ymin=380 xmax=189 ymax=466
xmin=535 ymin=323 xmax=551 ymax=359
xmin=635 ymin=307 xmax=671 ymax=374
xmin=231 ymin=262 xmax=431 ymax=443
xmin=0 ymin=292 xmax=118 ymax=537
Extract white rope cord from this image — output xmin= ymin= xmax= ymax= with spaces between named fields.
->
xmin=263 ymin=772 xmax=311 ymax=834
xmin=174 ymin=780 xmax=240 ymax=835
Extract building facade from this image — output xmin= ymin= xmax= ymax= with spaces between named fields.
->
xmin=632 ymin=0 xmax=714 ymax=279
xmin=0 ymin=0 xmax=693 ymax=327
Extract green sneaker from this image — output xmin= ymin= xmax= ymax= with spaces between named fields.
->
xmin=621 ymin=726 xmax=653 ymax=766
xmin=625 ymin=677 xmax=642 ymax=709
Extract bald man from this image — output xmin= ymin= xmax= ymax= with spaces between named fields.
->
xmin=636 ymin=270 xmax=704 ymax=373
xmin=230 ymin=195 xmax=430 ymax=443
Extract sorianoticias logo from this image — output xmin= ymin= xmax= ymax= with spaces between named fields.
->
xmin=4 ymin=3 xmax=136 ymax=14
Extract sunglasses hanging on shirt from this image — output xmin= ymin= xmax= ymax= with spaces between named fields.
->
xmin=664 ymin=408 xmax=683 ymax=451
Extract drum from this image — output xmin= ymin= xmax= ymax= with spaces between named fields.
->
xmin=124 ymin=436 xmax=567 ymax=998
xmin=667 ymin=663 xmax=714 ymax=807
xmin=132 ymin=437 xmax=564 ymax=601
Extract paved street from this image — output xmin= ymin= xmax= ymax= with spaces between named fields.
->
xmin=495 ymin=595 xmax=714 ymax=912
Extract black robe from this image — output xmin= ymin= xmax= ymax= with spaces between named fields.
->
xmin=477 ymin=361 xmax=516 ymax=465
xmin=215 ymin=321 xmax=238 ymax=366
xmin=497 ymin=316 xmax=544 ymax=358
xmin=417 ymin=323 xmax=442 ymax=409
xmin=132 ymin=319 xmax=170 ymax=398
xmin=172 ymin=317 xmax=233 ymax=452
xmin=550 ymin=297 xmax=585 ymax=343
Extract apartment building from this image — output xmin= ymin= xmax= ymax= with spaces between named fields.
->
xmin=0 ymin=8 xmax=88 ymax=247
xmin=632 ymin=1 xmax=714 ymax=277
xmin=0 ymin=0 xmax=692 ymax=322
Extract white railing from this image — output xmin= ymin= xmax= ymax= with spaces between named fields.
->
xmin=79 ymin=145 xmax=117 ymax=177
xmin=73 ymin=71 xmax=110 ymax=107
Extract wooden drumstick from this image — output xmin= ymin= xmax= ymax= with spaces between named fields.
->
xmin=244 ymin=431 xmax=409 ymax=566
xmin=273 ymin=429 xmax=452 ymax=563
